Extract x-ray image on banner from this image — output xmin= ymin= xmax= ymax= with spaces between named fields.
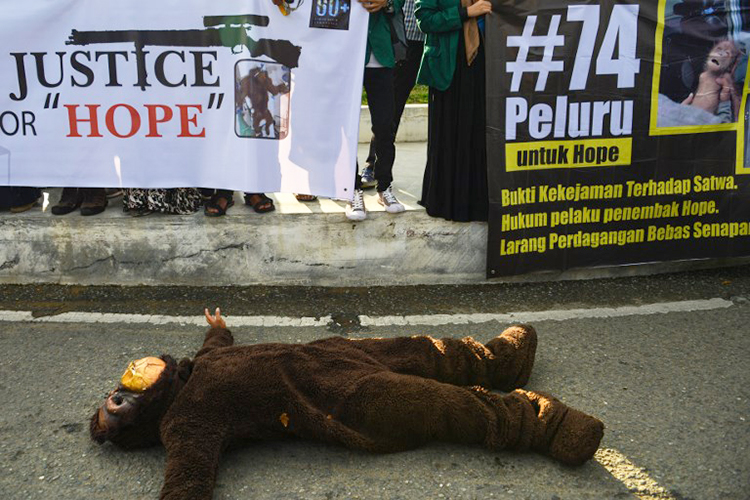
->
xmin=0 ymin=0 xmax=367 ymax=200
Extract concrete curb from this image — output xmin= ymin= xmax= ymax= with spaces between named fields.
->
xmin=359 ymin=104 xmax=427 ymax=143
xmin=2 ymin=203 xmax=748 ymax=287
xmin=0 ymin=209 xmax=488 ymax=286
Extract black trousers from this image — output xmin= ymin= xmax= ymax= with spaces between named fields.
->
xmin=0 ymin=187 xmax=40 ymax=208
xmin=356 ymin=67 xmax=395 ymax=192
xmin=365 ymin=40 xmax=424 ymax=169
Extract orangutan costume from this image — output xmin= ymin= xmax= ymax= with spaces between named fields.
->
xmin=91 ymin=309 xmax=604 ymax=500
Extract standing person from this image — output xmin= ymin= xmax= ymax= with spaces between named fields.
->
xmin=415 ymin=0 xmax=492 ymax=222
xmin=361 ymin=0 xmax=426 ymax=188
xmin=347 ymin=0 xmax=407 ymax=221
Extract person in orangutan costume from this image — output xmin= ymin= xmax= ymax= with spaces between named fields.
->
xmin=91 ymin=308 xmax=604 ymax=500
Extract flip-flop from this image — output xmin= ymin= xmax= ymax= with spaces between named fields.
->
xmin=204 ymin=194 xmax=235 ymax=217
xmin=244 ymin=193 xmax=275 ymax=213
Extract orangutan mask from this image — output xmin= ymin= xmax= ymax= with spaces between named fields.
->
xmin=120 ymin=357 xmax=166 ymax=392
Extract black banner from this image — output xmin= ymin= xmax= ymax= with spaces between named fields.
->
xmin=486 ymin=0 xmax=750 ymax=277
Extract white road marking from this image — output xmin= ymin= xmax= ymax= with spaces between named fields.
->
xmin=0 ymin=298 xmax=733 ymax=327
xmin=595 ymin=448 xmax=676 ymax=500
xmin=361 ymin=298 xmax=733 ymax=326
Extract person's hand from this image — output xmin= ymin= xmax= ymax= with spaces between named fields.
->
xmin=717 ymin=74 xmax=735 ymax=102
xmin=681 ymin=93 xmax=694 ymax=105
xmin=204 ymin=307 xmax=227 ymax=329
xmin=716 ymin=73 xmax=741 ymax=120
xmin=467 ymin=0 xmax=492 ymax=17
xmin=359 ymin=0 xmax=386 ymax=13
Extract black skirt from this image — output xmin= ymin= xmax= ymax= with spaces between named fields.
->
xmin=419 ymin=34 xmax=488 ymax=222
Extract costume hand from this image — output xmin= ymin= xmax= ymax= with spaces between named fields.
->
xmin=359 ymin=0 xmax=386 ymax=13
xmin=467 ymin=0 xmax=492 ymax=17
xmin=204 ymin=307 xmax=227 ymax=329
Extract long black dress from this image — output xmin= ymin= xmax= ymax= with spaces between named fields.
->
xmin=419 ymin=34 xmax=488 ymax=222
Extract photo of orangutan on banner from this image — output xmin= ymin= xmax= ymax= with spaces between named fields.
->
xmin=234 ymin=60 xmax=291 ymax=140
xmin=653 ymin=0 xmax=750 ymax=130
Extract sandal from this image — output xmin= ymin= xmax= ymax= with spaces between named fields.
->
xmin=295 ymin=194 xmax=318 ymax=202
xmin=204 ymin=194 xmax=234 ymax=217
xmin=244 ymin=193 xmax=275 ymax=213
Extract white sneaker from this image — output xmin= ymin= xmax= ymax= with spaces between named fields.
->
xmin=346 ymin=189 xmax=367 ymax=221
xmin=377 ymin=185 xmax=405 ymax=213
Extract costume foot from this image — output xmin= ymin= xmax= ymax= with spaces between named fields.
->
xmin=486 ymin=325 xmax=537 ymax=391
xmin=520 ymin=390 xmax=604 ymax=466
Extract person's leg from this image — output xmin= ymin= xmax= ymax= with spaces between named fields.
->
xmin=80 ymin=188 xmax=108 ymax=216
xmin=364 ymin=67 xmax=406 ymax=213
xmin=362 ymin=42 xmax=422 ymax=189
xmin=243 ymin=193 xmax=275 ymax=213
xmin=363 ymin=68 xmax=395 ymax=192
xmin=361 ymin=139 xmax=377 ymax=188
xmin=204 ymin=189 xmax=234 ymax=217
xmin=123 ymin=188 xmax=151 ymax=216
xmin=354 ymin=159 xmax=363 ymax=191
xmin=392 ymin=40 xmax=424 ymax=137
xmin=7 ymin=187 xmax=40 ymax=213
xmin=51 ymin=187 xmax=82 ymax=216
xmin=346 ymin=160 xmax=367 ymax=221
xmin=335 ymin=371 xmax=604 ymax=465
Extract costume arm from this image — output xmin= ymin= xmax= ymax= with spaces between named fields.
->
xmin=195 ymin=308 xmax=234 ymax=358
xmin=195 ymin=327 xmax=234 ymax=358
xmin=350 ymin=326 xmax=536 ymax=391
xmin=415 ymin=0 xmax=462 ymax=33
xmin=159 ymin=424 xmax=225 ymax=500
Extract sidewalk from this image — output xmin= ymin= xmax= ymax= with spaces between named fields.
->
xmin=0 ymin=140 xmax=498 ymax=286
xmin=1 ymin=109 xmax=746 ymax=286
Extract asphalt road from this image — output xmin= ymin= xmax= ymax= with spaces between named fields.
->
xmin=1 ymin=266 xmax=749 ymax=499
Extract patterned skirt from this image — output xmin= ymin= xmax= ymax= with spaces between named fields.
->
xmin=122 ymin=188 xmax=203 ymax=215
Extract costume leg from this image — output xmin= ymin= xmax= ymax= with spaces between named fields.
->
xmin=334 ymin=372 xmax=603 ymax=465
xmin=347 ymin=324 xmax=537 ymax=391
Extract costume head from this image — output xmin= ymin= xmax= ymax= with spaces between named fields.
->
xmin=89 ymin=355 xmax=179 ymax=449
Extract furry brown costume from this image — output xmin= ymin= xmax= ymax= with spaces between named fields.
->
xmin=91 ymin=309 xmax=604 ymax=500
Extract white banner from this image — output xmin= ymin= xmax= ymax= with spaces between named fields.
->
xmin=0 ymin=0 xmax=367 ymax=199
